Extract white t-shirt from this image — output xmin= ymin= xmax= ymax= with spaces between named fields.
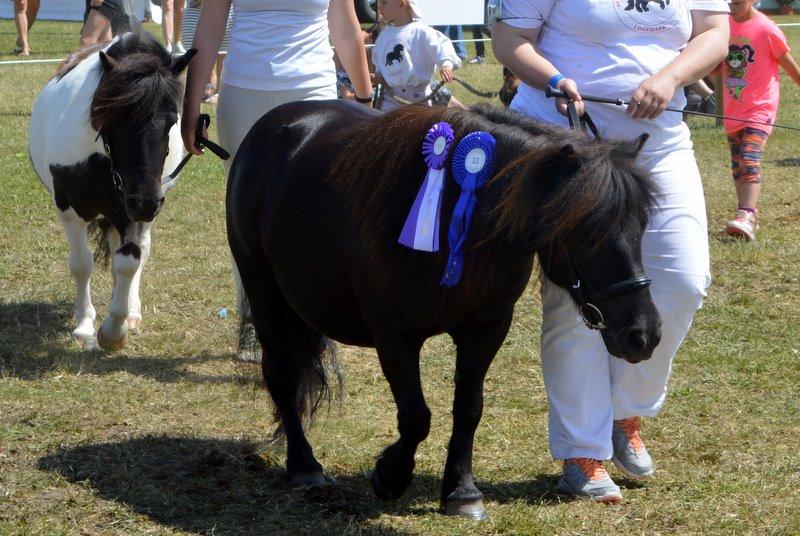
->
xmin=223 ymin=0 xmax=336 ymax=91
xmin=500 ymin=0 xmax=729 ymax=155
xmin=373 ymin=22 xmax=461 ymax=89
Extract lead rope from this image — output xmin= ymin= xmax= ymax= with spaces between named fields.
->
xmin=546 ymin=86 xmax=800 ymax=133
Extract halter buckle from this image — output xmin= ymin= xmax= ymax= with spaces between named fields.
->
xmin=579 ymin=303 xmax=606 ymax=330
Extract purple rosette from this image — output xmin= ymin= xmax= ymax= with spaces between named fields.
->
xmin=422 ymin=122 xmax=455 ymax=170
xmin=398 ymin=122 xmax=455 ymax=252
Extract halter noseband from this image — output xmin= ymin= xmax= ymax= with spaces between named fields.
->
xmin=561 ymin=99 xmax=652 ymax=331
xmin=95 ymin=113 xmax=229 ymax=196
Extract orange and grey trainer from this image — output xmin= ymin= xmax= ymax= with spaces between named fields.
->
xmin=612 ymin=416 xmax=654 ymax=480
xmin=557 ymin=458 xmax=622 ymax=503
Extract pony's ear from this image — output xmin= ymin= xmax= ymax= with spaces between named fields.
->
xmin=171 ymin=48 xmax=198 ymax=76
xmin=98 ymin=51 xmax=116 ymax=72
xmin=633 ymin=133 xmax=649 ymax=154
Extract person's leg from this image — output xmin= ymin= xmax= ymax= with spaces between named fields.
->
xmin=13 ymin=0 xmax=31 ymax=55
xmin=217 ymin=84 xmax=337 ymax=361
xmin=161 ymin=0 xmax=174 ymax=51
xmin=450 ymin=26 xmax=467 ymax=60
xmin=471 ymin=25 xmax=485 ymax=58
xmin=608 ymin=148 xmax=711 ymax=474
xmin=80 ymin=9 xmax=113 ymax=47
xmin=540 ymin=281 xmax=621 ymax=502
xmin=725 ymin=127 xmax=766 ymax=240
xmin=173 ymin=0 xmax=185 ymax=51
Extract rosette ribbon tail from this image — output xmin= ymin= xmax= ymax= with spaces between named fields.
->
xmin=398 ymin=122 xmax=455 ymax=252
xmin=440 ymin=184 xmax=478 ymax=287
xmin=398 ymin=167 xmax=446 ymax=252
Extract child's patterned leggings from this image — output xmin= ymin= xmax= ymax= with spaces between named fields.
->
xmin=727 ymin=127 xmax=769 ymax=184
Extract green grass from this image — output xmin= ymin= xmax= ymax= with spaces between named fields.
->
xmin=1 ymin=19 xmax=800 ymax=536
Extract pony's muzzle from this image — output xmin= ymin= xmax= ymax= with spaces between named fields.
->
xmin=125 ymin=193 xmax=164 ymax=222
xmin=616 ymin=321 xmax=661 ymax=363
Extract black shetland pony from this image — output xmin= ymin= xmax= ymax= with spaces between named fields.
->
xmin=227 ymin=101 xmax=662 ymax=519
xmin=29 ymin=31 xmax=195 ymax=351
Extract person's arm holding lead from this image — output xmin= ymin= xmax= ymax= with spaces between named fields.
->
xmin=329 ymin=0 xmax=373 ymax=105
xmin=492 ymin=20 xmax=583 ymax=117
xmin=181 ymin=0 xmax=231 ymax=154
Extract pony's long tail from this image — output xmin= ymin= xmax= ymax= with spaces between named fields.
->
xmin=235 ymin=265 xmax=343 ymax=433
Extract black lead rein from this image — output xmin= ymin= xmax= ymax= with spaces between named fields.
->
xmin=162 ymin=113 xmax=230 ymax=186
xmin=546 ymin=86 xmax=800 ymax=133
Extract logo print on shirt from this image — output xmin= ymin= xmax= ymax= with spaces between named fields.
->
xmin=384 ymin=42 xmax=410 ymax=76
xmin=625 ymin=0 xmax=670 ymax=12
xmin=725 ymin=44 xmax=756 ymax=101
xmin=613 ymin=0 xmax=684 ymax=33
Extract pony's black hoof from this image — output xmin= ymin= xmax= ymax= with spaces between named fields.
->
xmin=288 ymin=471 xmax=327 ymax=487
xmin=371 ymin=470 xmax=403 ymax=501
xmin=442 ymin=498 xmax=488 ymax=520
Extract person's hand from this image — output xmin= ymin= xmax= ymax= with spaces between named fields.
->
xmin=627 ymin=72 xmax=678 ymax=120
xmin=554 ymin=78 xmax=583 ymax=118
xmin=90 ymin=0 xmax=104 ymax=6
xmin=181 ymin=103 xmax=205 ymax=155
xmin=440 ymin=66 xmax=454 ymax=83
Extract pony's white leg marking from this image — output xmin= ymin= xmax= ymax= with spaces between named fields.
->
xmin=126 ymin=223 xmax=151 ymax=330
xmin=60 ymin=209 xmax=97 ymax=348
xmin=97 ymin=228 xmax=141 ymax=351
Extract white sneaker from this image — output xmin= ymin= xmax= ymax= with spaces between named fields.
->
xmin=174 ymin=41 xmax=187 ymax=54
xmin=165 ymin=42 xmax=173 ymax=54
xmin=725 ymin=209 xmax=758 ymax=241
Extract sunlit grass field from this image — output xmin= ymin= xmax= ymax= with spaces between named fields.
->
xmin=1 ymin=18 xmax=799 ymax=535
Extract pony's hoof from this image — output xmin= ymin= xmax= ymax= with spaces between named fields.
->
xmin=235 ymin=348 xmax=262 ymax=363
xmin=371 ymin=470 xmax=404 ymax=501
xmin=288 ymin=471 xmax=327 ymax=487
xmin=97 ymin=329 xmax=129 ymax=352
xmin=127 ymin=314 xmax=142 ymax=331
xmin=73 ymin=331 xmax=98 ymax=350
xmin=442 ymin=498 xmax=488 ymax=520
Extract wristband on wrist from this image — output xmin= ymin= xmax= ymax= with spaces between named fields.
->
xmin=548 ymin=73 xmax=565 ymax=89
xmin=354 ymin=93 xmax=373 ymax=104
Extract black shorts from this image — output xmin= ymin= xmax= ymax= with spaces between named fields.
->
xmin=84 ymin=0 xmax=137 ymax=34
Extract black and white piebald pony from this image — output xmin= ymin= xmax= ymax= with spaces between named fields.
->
xmin=28 ymin=31 xmax=195 ymax=351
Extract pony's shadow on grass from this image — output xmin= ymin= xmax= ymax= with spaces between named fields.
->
xmin=0 ymin=300 xmax=251 ymax=385
xmin=772 ymin=157 xmax=800 ymax=168
xmin=37 ymin=436 xmax=432 ymax=535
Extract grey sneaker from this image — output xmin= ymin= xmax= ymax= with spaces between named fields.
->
xmin=236 ymin=322 xmax=262 ymax=363
xmin=612 ymin=417 xmax=654 ymax=480
xmin=557 ymin=458 xmax=622 ymax=503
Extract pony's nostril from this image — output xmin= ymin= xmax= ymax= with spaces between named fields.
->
xmin=627 ymin=329 xmax=648 ymax=354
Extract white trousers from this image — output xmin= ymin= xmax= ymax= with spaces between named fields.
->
xmin=217 ymin=82 xmax=337 ymax=316
xmin=541 ymin=147 xmax=712 ymax=460
xmin=217 ymin=82 xmax=337 ymax=176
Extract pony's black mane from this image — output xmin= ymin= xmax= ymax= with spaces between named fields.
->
xmin=460 ymin=105 xmax=657 ymax=251
xmin=330 ymin=105 xmax=656 ymax=280
xmin=90 ymin=31 xmax=182 ymax=132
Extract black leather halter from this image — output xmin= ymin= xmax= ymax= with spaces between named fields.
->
xmin=562 ymin=99 xmax=652 ymax=330
xmin=95 ymin=113 xmax=229 ymax=196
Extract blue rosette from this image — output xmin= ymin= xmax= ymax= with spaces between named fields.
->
xmin=440 ymin=131 xmax=497 ymax=287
